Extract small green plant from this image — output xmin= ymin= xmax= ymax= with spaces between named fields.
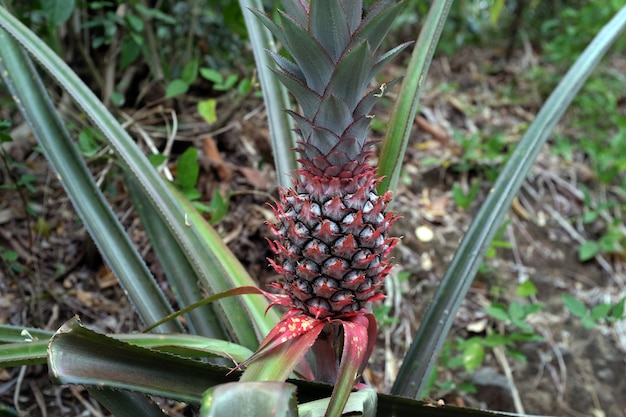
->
xmin=452 ymin=131 xmax=510 ymax=181
xmin=452 ymin=181 xmax=480 ymax=210
xmin=577 ymin=188 xmax=626 ymax=262
xmin=563 ymin=293 xmax=626 ymax=328
xmin=174 ymin=146 xmax=230 ymax=224
xmin=0 ymin=245 xmax=23 ymax=274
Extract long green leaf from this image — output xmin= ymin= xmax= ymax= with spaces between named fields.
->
xmin=48 ymin=318 xmax=239 ymax=403
xmin=127 ymin=175 xmax=226 ymax=339
xmin=0 ymin=28 xmax=179 ymax=334
xmin=392 ymin=5 xmax=626 ymax=399
xmin=0 ymin=340 xmax=49 ymax=367
xmin=239 ymin=0 xmax=298 ymax=188
xmin=0 ymin=7 xmax=276 ymax=349
xmin=0 ymin=325 xmax=253 ymax=368
xmin=377 ymin=0 xmax=452 ymax=195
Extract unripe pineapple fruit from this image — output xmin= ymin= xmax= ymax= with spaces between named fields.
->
xmin=257 ymin=0 xmax=407 ymax=319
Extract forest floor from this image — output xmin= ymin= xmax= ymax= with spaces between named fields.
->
xmin=1 ymin=45 xmax=625 ymax=417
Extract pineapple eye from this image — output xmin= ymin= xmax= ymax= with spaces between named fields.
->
xmin=283 ymin=260 xmax=296 ymax=274
xmin=369 ymin=255 xmax=380 ymax=269
xmin=309 ymin=202 xmax=321 ymax=217
xmin=314 ymin=219 xmax=340 ymax=234
xmin=294 ymin=222 xmax=310 ymax=235
xmin=304 ymin=239 xmax=328 ymax=254
xmin=313 ymin=277 xmax=338 ymax=289
xmin=295 ymin=278 xmax=312 ymax=293
xmin=342 ymin=213 xmax=355 ymax=225
xmin=330 ymin=290 xmax=352 ymax=302
xmin=283 ymin=208 xmax=297 ymax=219
xmin=307 ymin=297 xmax=331 ymax=311
xmin=359 ymin=225 xmax=373 ymax=240
xmin=343 ymin=271 xmax=363 ymax=284
xmin=362 ymin=201 xmax=374 ymax=214
xmin=353 ymin=249 xmax=372 ymax=262
xmin=301 ymin=259 xmax=319 ymax=273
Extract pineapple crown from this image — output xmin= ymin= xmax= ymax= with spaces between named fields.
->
xmin=252 ymin=0 xmax=409 ymax=174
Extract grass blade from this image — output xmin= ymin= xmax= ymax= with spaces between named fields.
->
xmin=391 ymin=5 xmax=626 ymax=398
xmin=377 ymin=0 xmax=453 ymax=195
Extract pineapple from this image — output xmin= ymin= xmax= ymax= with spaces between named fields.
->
xmin=257 ymin=0 xmax=407 ymax=319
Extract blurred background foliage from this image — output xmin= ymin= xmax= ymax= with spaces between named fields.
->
xmin=4 ymin=0 xmax=625 ymax=104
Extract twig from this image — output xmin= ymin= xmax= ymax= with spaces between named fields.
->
xmin=493 ymin=344 xmax=526 ymax=415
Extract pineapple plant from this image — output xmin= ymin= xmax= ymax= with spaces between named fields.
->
xmin=258 ymin=0 xmax=407 ymax=321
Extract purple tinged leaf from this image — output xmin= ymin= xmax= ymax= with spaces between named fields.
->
xmin=328 ymin=41 xmax=372 ymax=110
xmin=269 ymin=51 xmax=305 ymax=83
xmin=353 ymin=77 xmax=402 ymax=120
xmin=280 ymin=0 xmax=309 ymax=27
xmin=279 ymin=10 xmax=334 ymax=93
xmin=339 ymin=0 xmax=363 ymax=34
xmin=353 ymin=1 xmax=403 ymax=54
xmin=248 ymin=8 xmax=288 ymax=48
xmin=314 ymin=94 xmax=353 ymax=135
xmin=310 ymin=0 xmax=351 ymax=63
xmin=271 ymin=69 xmax=320 ymax=119
xmin=324 ymin=315 xmax=372 ymax=417
xmin=370 ymin=42 xmax=412 ymax=80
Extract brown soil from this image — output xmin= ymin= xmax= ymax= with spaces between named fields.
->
xmin=1 ymin=46 xmax=625 ymax=417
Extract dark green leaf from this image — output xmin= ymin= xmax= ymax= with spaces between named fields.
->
xmin=119 ymin=37 xmax=141 ymax=70
xmin=147 ymin=153 xmax=167 ymax=168
xmin=177 ymin=147 xmax=199 ymax=190
xmin=590 ymin=303 xmax=612 ymax=321
xmin=182 ymin=58 xmax=199 ymax=85
xmin=166 ymin=79 xmax=189 ymax=98
xmin=309 ymin=0 xmax=349 ymax=62
xmin=484 ymin=304 xmax=509 ymax=322
xmin=125 ymin=11 xmax=144 ymax=32
xmin=48 ymin=318 xmax=239 ymax=402
xmin=40 ymin=0 xmax=75 ymax=26
xmin=578 ymin=240 xmax=599 ymax=261
xmin=610 ymin=297 xmax=625 ymax=319
xmin=279 ymin=10 xmax=333 ymax=94
xmin=563 ymin=294 xmax=588 ymax=318
xmin=200 ymin=68 xmax=224 ymax=84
